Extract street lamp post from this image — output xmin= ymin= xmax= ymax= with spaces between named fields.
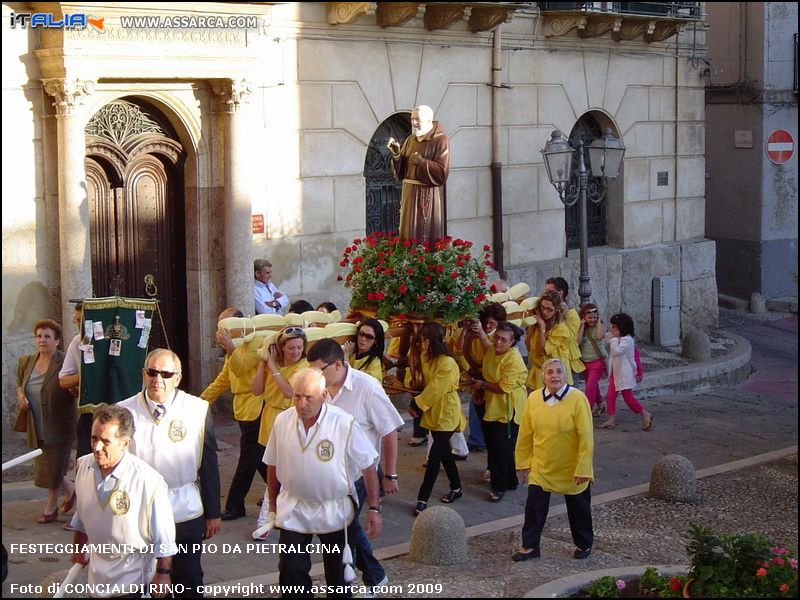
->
xmin=541 ymin=128 xmax=625 ymax=305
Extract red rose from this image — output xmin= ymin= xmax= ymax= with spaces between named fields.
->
xmin=417 ymin=295 xmax=425 ymax=302
xmin=337 ymin=275 xmax=343 ymax=281
xmin=353 ymin=256 xmax=363 ymax=264
xmin=478 ymin=271 xmax=486 ymax=279
xmin=353 ymin=238 xmax=361 ymax=244
xmin=384 ymin=268 xmax=393 ymax=275
xmin=367 ymin=292 xmax=376 ymax=301
xmin=403 ymin=240 xmax=411 ymax=247
xmin=466 ymin=285 xmax=473 ymax=291
xmin=354 ymin=266 xmax=363 ymax=273
xmin=376 ymin=291 xmax=386 ymax=300
xmin=406 ymin=268 xmax=414 ymax=275
xmin=446 ymin=294 xmax=454 ymax=302
xmin=398 ymin=284 xmax=408 ymax=294
xmin=451 ymin=272 xmax=459 ymax=279
xmin=397 ymin=313 xmax=407 ymax=320
xmin=483 ymin=244 xmax=491 ymax=251
xmin=668 ymin=579 xmax=682 ymax=592
xmin=456 ymin=260 xmax=464 ymax=268
xmin=346 ymin=274 xmax=352 ymax=281
xmin=339 ymin=260 xmax=347 ymax=267
xmin=436 ymin=265 xmax=443 ymax=273
xmin=424 ymin=275 xmax=432 ymax=283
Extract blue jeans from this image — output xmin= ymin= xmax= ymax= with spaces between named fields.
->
xmin=350 ymin=477 xmax=386 ymax=586
xmin=467 ymin=402 xmax=486 ymax=448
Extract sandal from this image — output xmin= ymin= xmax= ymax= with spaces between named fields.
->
xmin=592 ymin=403 xmax=606 ymax=417
xmin=440 ymin=488 xmax=463 ymax=503
xmin=37 ymin=510 xmax=58 ymax=524
xmin=597 ymin=421 xmax=615 ymax=429
xmin=642 ymin=415 xmax=655 ymax=431
xmin=413 ymin=501 xmax=427 ymax=516
xmin=489 ymin=491 xmax=504 ymax=502
xmin=60 ymin=491 xmax=77 ymax=514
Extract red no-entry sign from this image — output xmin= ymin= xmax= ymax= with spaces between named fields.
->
xmin=766 ymin=129 xmax=794 ymax=165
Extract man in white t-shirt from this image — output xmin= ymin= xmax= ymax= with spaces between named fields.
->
xmin=265 ymin=368 xmax=382 ymax=595
xmin=308 ymin=339 xmax=402 ymax=593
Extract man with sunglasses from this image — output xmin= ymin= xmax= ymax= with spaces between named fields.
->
xmin=119 ymin=349 xmax=221 ymax=598
xmin=308 ymin=338 xmax=403 ymax=596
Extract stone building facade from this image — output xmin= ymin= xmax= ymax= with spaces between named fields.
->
xmin=2 ymin=2 xmax=716 ymax=445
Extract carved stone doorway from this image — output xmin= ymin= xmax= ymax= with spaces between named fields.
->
xmin=84 ymin=98 xmax=188 ymax=365
xmin=364 ymin=113 xmax=411 ymax=236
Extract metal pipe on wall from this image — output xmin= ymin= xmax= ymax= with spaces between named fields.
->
xmin=491 ymin=25 xmax=505 ymax=278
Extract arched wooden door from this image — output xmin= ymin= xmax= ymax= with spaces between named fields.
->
xmin=85 ymin=99 xmax=187 ymax=364
xmin=566 ymin=115 xmax=607 ymax=251
xmin=364 ymin=113 xmax=411 ymax=235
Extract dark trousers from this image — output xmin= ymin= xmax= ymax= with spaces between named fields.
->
xmin=76 ymin=413 xmax=93 ymax=458
xmin=225 ymin=418 xmax=267 ymax=514
xmin=467 ymin=402 xmax=486 ymax=448
xmin=481 ymin=420 xmax=518 ymax=493
xmin=278 ymin=527 xmax=351 ymax=598
xmin=521 ymin=484 xmax=593 ymax=551
xmin=417 ymin=430 xmax=461 ymax=502
xmin=349 ymin=477 xmax=385 ymax=586
xmin=412 ymin=416 xmax=428 ymax=439
xmin=172 ymin=516 xmax=205 ymax=598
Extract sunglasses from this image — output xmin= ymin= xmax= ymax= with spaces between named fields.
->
xmin=283 ymin=326 xmax=305 ymax=336
xmin=357 ymin=331 xmax=376 ymax=340
xmin=145 ymin=368 xmax=178 ymax=379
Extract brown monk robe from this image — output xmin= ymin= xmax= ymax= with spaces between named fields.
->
xmin=389 ymin=105 xmax=450 ymax=243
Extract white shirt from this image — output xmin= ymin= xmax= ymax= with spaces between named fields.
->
xmin=118 ymin=390 xmax=208 ymax=522
xmin=264 ymin=403 xmax=377 ymax=534
xmin=326 ymin=365 xmax=403 ymax=467
xmin=608 ymin=335 xmax=637 ymax=391
xmin=543 ymin=383 xmax=570 ymax=407
xmin=71 ymin=453 xmax=177 ymax=595
xmin=59 ymin=334 xmax=81 ymax=378
xmin=254 ymin=279 xmax=289 ymax=315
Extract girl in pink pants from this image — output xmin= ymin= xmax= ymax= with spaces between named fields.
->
xmin=576 ymin=303 xmax=607 ymax=415
xmin=598 ymin=313 xmax=654 ymax=431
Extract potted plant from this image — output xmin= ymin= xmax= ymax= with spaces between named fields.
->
xmin=683 ymin=523 xmax=798 ymax=597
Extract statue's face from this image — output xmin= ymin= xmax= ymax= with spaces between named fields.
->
xmin=411 ymin=109 xmax=432 ymax=136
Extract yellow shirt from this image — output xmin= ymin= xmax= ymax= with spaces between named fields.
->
xmin=515 ymin=386 xmax=594 ymax=495
xmin=414 ymin=354 xmax=464 ymax=432
xmin=525 ymin=322 xmax=585 ymax=389
xmin=258 ymin=358 xmax=308 ymax=446
xmin=201 ymin=338 xmax=262 ymax=421
xmin=482 ymin=347 xmax=528 ymax=424
xmin=454 ymin=331 xmax=493 ymax=375
xmin=565 ymin=308 xmax=581 ymax=338
xmin=349 ymin=354 xmax=383 ymax=383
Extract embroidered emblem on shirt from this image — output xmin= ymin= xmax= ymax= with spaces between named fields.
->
xmin=317 ymin=439 xmax=334 ymax=462
xmin=109 ymin=489 xmax=130 ymax=515
xmin=168 ymin=419 xmax=186 ymax=442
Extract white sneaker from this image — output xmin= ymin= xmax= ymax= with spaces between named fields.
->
xmin=359 ymin=575 xmax=389 ymax=598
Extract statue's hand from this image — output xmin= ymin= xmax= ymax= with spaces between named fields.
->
xmin=409 ymin=152 xmax=422 ymax=165
xmin=387 ymin=137 xmax=401 ymax=157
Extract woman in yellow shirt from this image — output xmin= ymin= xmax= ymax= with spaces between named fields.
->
xmin=252 ymin=326 xmax=309 ymax=446
xmin=513 ymin=358 xmax=594 ymax=561
xmin=471 ymin=321 xmax=528 ymax=502
xmin=409 ymin=322 xmax=464 ymax=516
xmin=525 ymin=290 xmax=584 ymax=390
xmin=343 ymin=318 xmax=385 ymax=383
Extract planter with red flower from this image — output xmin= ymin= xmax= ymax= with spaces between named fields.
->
xmin=339 ymin=233 xmax=492 ymax=392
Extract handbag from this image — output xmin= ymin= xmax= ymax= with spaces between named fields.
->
xmin=12 ymin=408 xmax=28 ymax=433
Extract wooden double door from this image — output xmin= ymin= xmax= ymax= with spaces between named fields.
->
xmin=84 ymin=99 xmax=188 ymax=364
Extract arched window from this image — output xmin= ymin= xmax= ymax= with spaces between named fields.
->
xmin=565 ymin=114 xmax=607 ymax=250
xmin=363 ymin=113 xmax=411 ymax=235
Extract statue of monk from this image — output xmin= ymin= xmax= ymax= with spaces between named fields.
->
xmin=387 ymin=105 xmax=450 ymax=243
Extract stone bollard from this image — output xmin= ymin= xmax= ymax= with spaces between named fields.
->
xmin=408 ymin=505 xmax=468 ymax=565
xmin=681 ymin=325 xmax=711 ymax=361
xmin=750 ymin=292 xmax=766 ymax=314
xmin=648 ymin=454 xmax=697 ymax=502
xmin=38 ymin=565 xmax=88 ymax=598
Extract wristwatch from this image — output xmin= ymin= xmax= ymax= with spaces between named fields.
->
xmin=384 ymin=474 xmax=399 ymax=481
xmin=367 ymin=505 xmax=382 ymax=514
xmin=156 ymin=567 xmax=172 ymax=575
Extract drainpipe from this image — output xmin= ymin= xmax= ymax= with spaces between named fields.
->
xmin=491 ymin=25 xmax=505 ymax=278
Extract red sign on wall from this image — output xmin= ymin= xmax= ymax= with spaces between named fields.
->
xmin=766 ymin=130 xmax=795 ymax=165
xmin=252 ymin=214 xmax=264 ymax=234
